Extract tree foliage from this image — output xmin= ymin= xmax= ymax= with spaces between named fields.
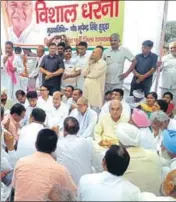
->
xmin=164 ymin=21 xmax=176 ymax=45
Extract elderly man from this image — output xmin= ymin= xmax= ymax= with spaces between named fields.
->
xmin=99 ymin=88 xmax=131 ymax=120
xmin=56 ymin=117 xmax=101 ymax=186
xmin=15 ymin=90 xmax=29 ymax=108
xmin=150 ymin=111 xmax=176 ymax=152
xmin=159 ymin=41 xmax=176 ymax=104
xmin=78 ymin=145 xmax=141 ymax=201
xmin=160 ymin=130 xmax=176 ymax=180
xmin=13 ymin=129 xmax=76 ymax=201
xmin=70 ymin=97 xmax=97 ymax=138
xmin=5 ymin=1 xmax=44 ymax=44
xmin=95 ymin=100 xmax=128 ymax=147
xmin=83 ymin=46 xmax=106 ymax=112
xmin=103 ymin=33 xmax=134 ymax=92
xmin=47 ymin=91 xmax=69 ymax=132
xmin=116 ymin=123 xmax=162 ymax=195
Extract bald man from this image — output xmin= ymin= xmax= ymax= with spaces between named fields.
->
xmin=70 ymin=97 xmax=97 ymax=138
xmin=47 ymin=91 xmax=69 ymax=132
xmin=103 ymin=33 xmax=134 ymax=92
xmin=159 ymin=41 xmax=176 ymax=104
xmin=94 ymin=100 xmax=129 ymax=147
xmin=83 ymin=46 xmax=106 ymax=113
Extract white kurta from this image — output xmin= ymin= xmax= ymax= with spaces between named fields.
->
xmin=47 ymin=102 xmax=69 ymax=130
xmin=78 ymin=171 xmax=141 ymax=201
xmin=17 ymin=122 xmax=44 ymax=159
xmin=83 ymin=59 xmax=107 ymax=108
xmin=70 ymin=108 xmax=98 ymax=138
xmin=37 ymin=96 xmax=53 ymax=115
xmin=56 ymin=135 xmax=101 ymax=186
xmin=99 ymin=100 xmax=131 ymax=120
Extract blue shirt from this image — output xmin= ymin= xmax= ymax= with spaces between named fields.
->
xmin=132 ymin=52 xmax=158 ymax=86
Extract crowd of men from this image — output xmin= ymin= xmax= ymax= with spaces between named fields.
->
xmin=1 ymin=33 xmax=176 ymax=201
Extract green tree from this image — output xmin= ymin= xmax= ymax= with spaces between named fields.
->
xmin=164 ymin=21 xmax=176 ymax=45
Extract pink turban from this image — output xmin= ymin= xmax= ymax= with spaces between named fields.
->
xmin=132 ymin=108 xmax=151 ymax=128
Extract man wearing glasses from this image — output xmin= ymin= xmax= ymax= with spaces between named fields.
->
xmin=103 ymin=33 xmax=134 ymax=92
xmin=5 ymin=1 xmax=44 ymax=44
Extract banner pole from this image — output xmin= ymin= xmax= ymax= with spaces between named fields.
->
xmin=154 ymin=0 xmax=169 ymax=92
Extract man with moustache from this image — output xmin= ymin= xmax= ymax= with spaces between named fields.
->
xmin=103 ymin=33 xmax=134 ymax=92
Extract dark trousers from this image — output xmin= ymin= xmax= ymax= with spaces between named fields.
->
xmin=130 ymin=82 xmax=151 ymax=97
xmin=47 ymin=86 xmax=60 ymax=96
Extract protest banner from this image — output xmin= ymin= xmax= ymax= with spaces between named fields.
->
xmin=1 ymin=0 xmax=124 ymax=48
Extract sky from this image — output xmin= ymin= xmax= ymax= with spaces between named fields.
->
xmin=167 ymin=1 xmax=176 ymax=21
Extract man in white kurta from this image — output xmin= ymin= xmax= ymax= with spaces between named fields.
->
xmin=83 ymin=46 xmax=106 ymax=111
xmin=56 ymin=117 xmax=101 ymax=186
xmin=78 ymin=145 xmax=141 ymax=201
xmin=99 ymin=88 xmax=131 ymax=120
xmin=159 ymin=41 xmax=176 ymax=104
xmin=17 ymin=108 xmax=46 ymax=159
xmin=47 ymin=92 xmax=69 ymax=131
xmin=70 ymin=97 xmax=97 ymax=138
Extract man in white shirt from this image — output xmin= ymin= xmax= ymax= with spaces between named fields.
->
xmin=99 ymin=88 xmax=131 ymax=120
xmin=15 ymin=90 xmax=29 ymax=108
xmin=37 ymin=85 xmax=53 ymax=115
xmin=47 ymin=91 xmax=69 ymax=131
xmin=56 ymin=117 xmax=101 ymax=186
xmin=17 ymin=108 xmax=46 ymax=159
xmin=61 ymin=46 xmax=80 ymax=89
xmin=103 ymin=33 xmax=134 ymax=92
xmin=71 ymin=88 xmax=83 ymax=110
xmin=21 ymin=91 xmax=38 ymax=126
xmin=70 ymin=97 xmax=97 ymax=138
xmin=62 ymin=85 xmax=74 ymax=110
xmin=159 ymin=41 xmax=176 ymax=104
xmin=76 ymin=42 xmax=91 ymax=90
xmin=78 ymin=145 xmax=141 ymax=201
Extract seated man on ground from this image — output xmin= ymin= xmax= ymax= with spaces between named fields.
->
xmin=56 ymin=117 xmax=101 ymax=186
xmin=15 ymin=90 xmax=29 ymax=108
xmin=17 ymin=108 xmax=46 ymax=159
xmin=78 ymin=145 xmax=141 ymax=201
xmin=13 ymin=129 xmax=76 ymax=201
xmin=62 ymin=85 xmax=74 ymax=109
xmin=116 ymin=123 xmax=162 ymax=195
xmin=71 ymin=88 xmax=83 ymax=111
xmin=70 ymin=97 xmax=97 ymax=138
xmin=47 ymin=91 xmax=69 ymax=132
xmin=95 ymin=100 xmax=128 ymax=148
xmin=99 ymin=88 xmax=131 ymax=120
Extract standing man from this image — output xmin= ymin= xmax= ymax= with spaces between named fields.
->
xmin=129 ymin=40 xmax=158 ymax=96
xmin=76 ymin=41 xmax=90 ymax=90
xmin=83 ymin=46 xmax=106 ymax=112
xmin=28 ymin=45 xmax=45 ymax=91
xmin=159 ymin=41 xmax=176 ymax=104
xmin=40 ymin=43 xmax=64 ymax=95
xmin=103 ymin=33 xmax=134 ymax=92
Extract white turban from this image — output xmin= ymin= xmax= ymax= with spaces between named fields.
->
xmin=116 ymin=123 xmax=141 ymax=147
